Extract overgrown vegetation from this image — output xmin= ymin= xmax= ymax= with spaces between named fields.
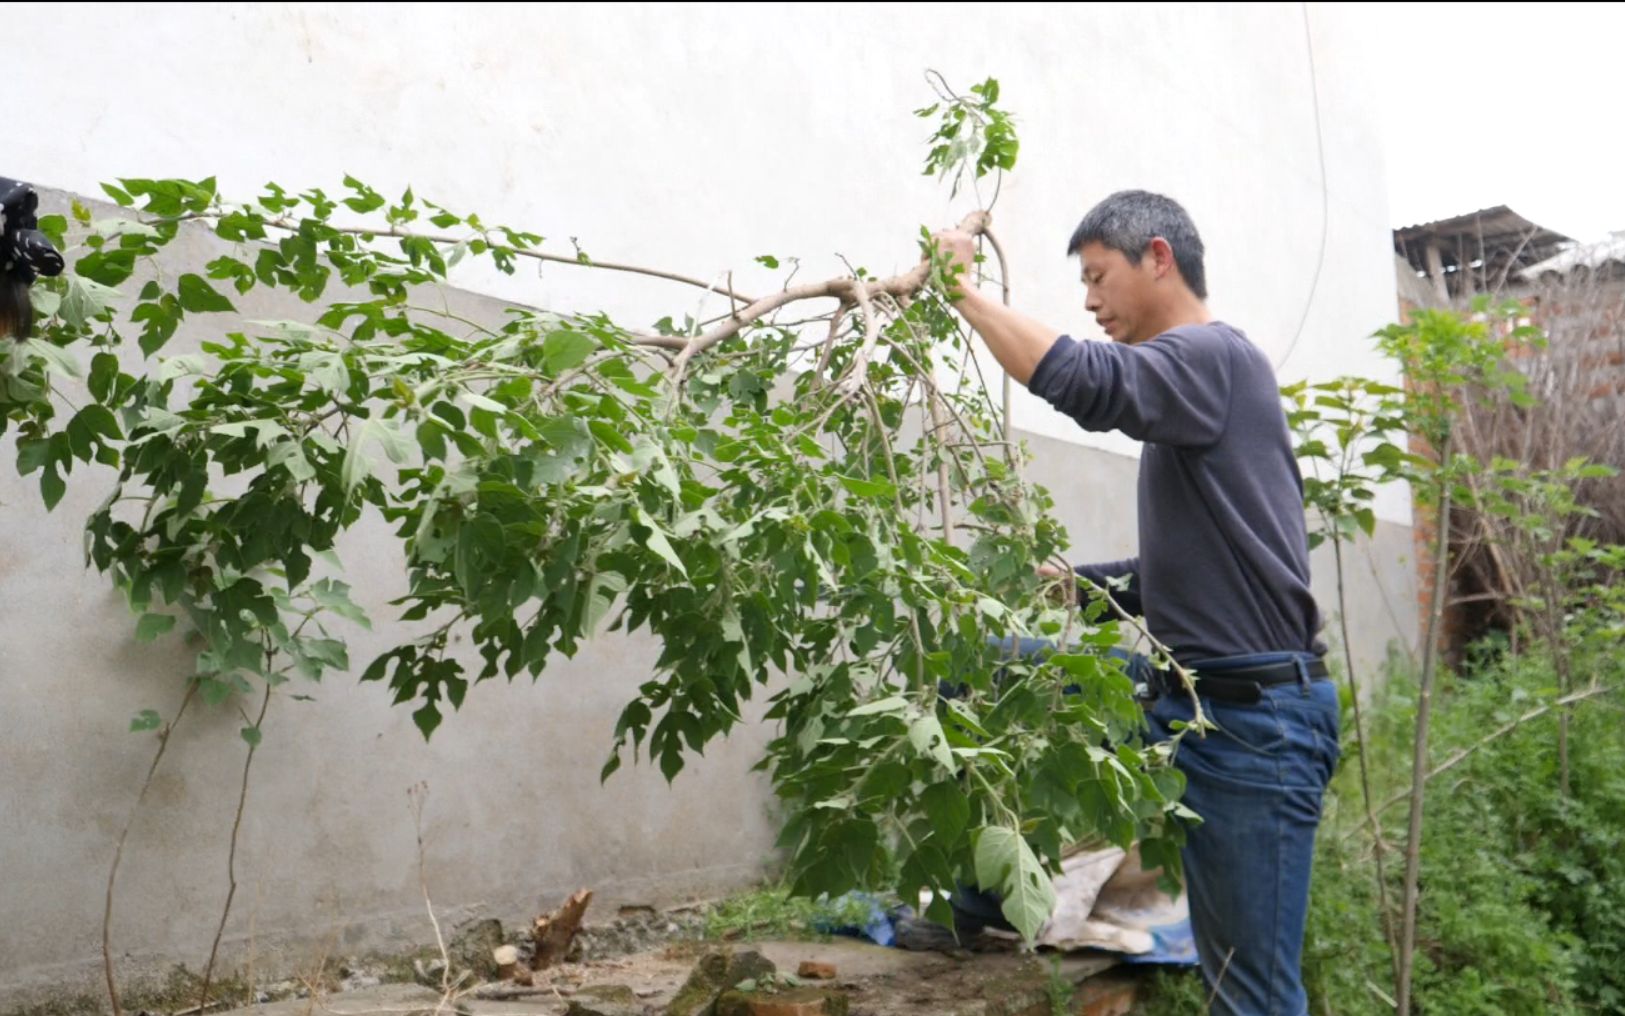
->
xmin=700 ymin=882 xmax=892 ymax=943
xmin=1138 ymin=637 xmax=1625 ymax=1015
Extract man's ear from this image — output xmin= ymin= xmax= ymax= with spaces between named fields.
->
xmin=1147 ymin=237 xmax=1178 ymax=281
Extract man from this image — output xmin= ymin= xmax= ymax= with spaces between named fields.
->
xmin=933 ymin=190 xmax=1340 ymax=1016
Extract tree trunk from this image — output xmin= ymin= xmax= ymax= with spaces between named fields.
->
xmin=1397 ymin=438 xmax=1453 ymax=1016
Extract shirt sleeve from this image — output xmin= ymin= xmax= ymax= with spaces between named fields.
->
xmin=1073 ymin=557 xmax=1142 ymax=616
xmin=1027 ymin=328 xmax=1234 ymax=447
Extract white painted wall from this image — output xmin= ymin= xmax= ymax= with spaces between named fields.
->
xmin=2 ymin=2 xmax=1411 ymax=1000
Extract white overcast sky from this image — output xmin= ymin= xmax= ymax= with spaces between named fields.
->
xmin=1346 ymin=2 xmax=1625 ymax=242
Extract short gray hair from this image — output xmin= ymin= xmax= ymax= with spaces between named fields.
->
xmin=1066 ymin=190 xmax=1207 ymax=299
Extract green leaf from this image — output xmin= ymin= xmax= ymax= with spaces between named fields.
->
xmin=177 ymin=273 xmax=236 ymax=313
xmin=35 ymin=217 xmax=69 ymax=256
xmin=909 ymin=714 xmax=955 ymax=772
xmin=135 ymin=613 xmax=177 ymax=642
xmin=373 ymin=419 xmax=415 ymax=463
xmin=660 ymin=746 xmax=684 ymax=783
xmin=39 ymin=467 xmax=66 ymax=511
xmin=310 ymin=579 xmax=371 ymax=628
xmin=59 ymin=276 xmax=120 ymax=327
xmin=945 ymin=698 xmax=989 ymax=737
xmin=920 ymin=781 xmax=971 ymax=846
xmin=973 ymin=825 xmax=1017 ymax=889
xmin=89 ymin=352 xmax=121 ymax=403
xmin=342 ymin=418 xmax=414 ymax=491
xmin=31 ymin=287 xmax=61 ymax=319
xmin=1354 ymin=507 xmax=1376 ymax=537
xmin=268 ymin=439 xmax=317 ymax=482
xmin=211 ymin=419 xmax=288 ymax=447
xmin=300 ymin=637 xmax=349 ymax=672
xmin=67 ymin=405 xmax=122 ymax=460
xmin=858 ymin=761 xmax=912 ymax=802
xmin=341 ymin=175 xmax=386 ymax=213
xmin=305 ymin=352 xmax=350 ymax=395
xmin=25 ymin=339 xmax=83 ymax=380
xmin=134 ymin=295 xmax=185 ymax=355
xmin=413 ymin=701 xmax=442 ymax=740
xmin=15 ymin=439 xmax=52 ymax=476
xmin=458 ymin=391 xmax=507 ymax=414
xmin=149 ymin=352 xmax=202 ymax=389
xmin=543 ymin=330 xmax=597 ymax=373
xmin=634 ymin=508 xmax=688 ymax=577
xmin=130 ymin=709 xmax=163 ymax=732
xmin=840 ymin=475 xmax=896 ymax=500
xmin=240 ymin=725 xmax=263 ymax=747
xmin=589 ymin=419 xmax=634 ymax=454
xmin=974 ymin=826 xmax=1055 ymax=942
xmin=848 ymin=696 xmax=909 ymax=717
xmin=341 ymin=438 xmax=372 ymax=494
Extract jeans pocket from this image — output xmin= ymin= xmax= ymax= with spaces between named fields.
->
xmin=1205 ymin=697 xmax=1287 ymax=756
xmin=1314 ymin=726 xmax=1342 ymax=786
xmin=1313 ymin=696 xmax=1343 ymax=785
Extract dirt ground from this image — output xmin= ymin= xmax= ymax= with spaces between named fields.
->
xmin=221 ymin=937 xmax=1143 ymax=1016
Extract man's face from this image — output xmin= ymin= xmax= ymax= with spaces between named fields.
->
xmin=1077 ymin=241 xmax=1160 ymax=345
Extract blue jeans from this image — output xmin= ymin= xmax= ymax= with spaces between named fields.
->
xmin=1148 ymin=653 xmax=1340 ymax=1016
xmin=962 ymin=640 xmax=1339 ymax=1016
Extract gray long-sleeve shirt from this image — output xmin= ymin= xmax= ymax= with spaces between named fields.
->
xmin=1028 ymin=322 xmax=1323 ymax=663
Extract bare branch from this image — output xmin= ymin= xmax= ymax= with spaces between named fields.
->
xmin=979 ymin=226 xmax=1015 ymax=437
xmin=814 ymin=300 xmax=853 ymax=381
xmin=200 ymin=685 xmax=273 ymax=1008
xmin=836 ymin=280 xmax=883 ymax=395
xmin=190 ymin=214 xmax=763 ymax=307
xmin=642 ymin=209 xmax=992 ymax=358
xmin=106 ymin=682 xmax=200 ymax=1016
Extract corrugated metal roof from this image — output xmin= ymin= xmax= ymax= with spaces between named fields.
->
xmin=1396 ymin=206 xmax=1546 ymax=239
xmin=1521 ymin=232 xmax=1625 ymax=278
xmin=1394 ymin=206 xmax=1570 ymax=253
xmin=1392 ymin=206 xmax=1573 ymax=292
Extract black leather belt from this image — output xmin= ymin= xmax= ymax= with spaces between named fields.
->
xmin=1153 ymin=657 xmax=1331 ymax=705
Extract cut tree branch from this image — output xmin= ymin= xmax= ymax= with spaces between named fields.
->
xmin=648 ymin=209 xmax=992 ymax=361
xmin=169 ymin=207 xmax=992 ymax=365
xmin=836 ymin=280 xmax=882 ymax=395
xmin=167 ymin=212 xmax=761 ymax=309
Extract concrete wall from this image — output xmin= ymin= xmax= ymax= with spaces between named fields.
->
xmin=1 ymin=193 xmax=787 ymax=1004
xmin=2 ymin=2 xmax=1412 ymax=1003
